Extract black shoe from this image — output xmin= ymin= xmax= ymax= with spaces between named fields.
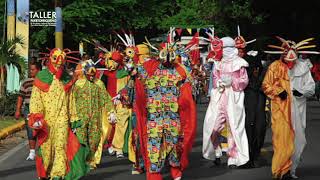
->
xmin=239 ymin=161 xmax=254 ymax=169
xmin=282 ymin=172 xmax=293 ymax=180
xmin=213 ymin=158 xmax=221 ymax=166
xmin=228 ymin=165 xmax=237 ymax=169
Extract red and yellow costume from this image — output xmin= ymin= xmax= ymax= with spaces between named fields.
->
xmin=29 ymin=48 xmax=89 ymax=179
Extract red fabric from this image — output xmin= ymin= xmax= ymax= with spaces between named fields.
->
xmin=106 ymin=125 xmax=116 ymax=148
xmin=28 ymin=113 xmax=48 ymax=146
xmin=64 ymin=78 xmax=76 ymax=92
xmin=35 ymin=155 xmax=47 ymax=178
xmin=146 ymin=172 xmax=163 ymax=180
xmin=33 ymin=78 xmax=50 ymax=92
xmin=178 ymin=82 xmax=197 ymax=170
xmin=176 ymin=28 xmax=183 ymax=36
xmin=103 ymin=71 xmax=118 ymax=97
xmin=187 ymin=32 xmax=200 ymax=65
xmin=170 ymin=166 xmax=182 ymax=179
xmin=143 ymin=59 xmax=160 ymax=77
xmin=134 ymin=78 xmax=149 ymax=169
xmin=112 ymin=51 xmax=124 ymax=64
xmin=311 ymin=62 xmax=320 ymax=81
xmin=174 ymin=63 xmax=187 ymax=80
xmin=66 ymin=129 xmax=81 ymax=161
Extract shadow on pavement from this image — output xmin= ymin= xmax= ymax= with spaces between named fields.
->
xmin=0 ymin=165 xmax=35 ymax=178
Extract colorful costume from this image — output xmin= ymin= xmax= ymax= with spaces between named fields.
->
xmin=98 ymin=48 xmax=131 ymax=157
xmin=134 ymin=30 xmax=197 ymax=180
xmin=203 ymin=37 xmax=250 ymax=167
xmin=70 ymin=59 xmax=114 ymax=168
xmin=29 ymin=48 xmax=89 ymax=179
xmin=263 ymin=37 xmax=317 ymax=179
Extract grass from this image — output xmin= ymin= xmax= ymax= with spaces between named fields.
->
xmin=0 ymin=116 xmax=23 ymax=130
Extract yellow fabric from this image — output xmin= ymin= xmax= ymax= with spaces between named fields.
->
xmin=136 ymin=44 xmax=150 ymax=55
xmin=262 ymin=60 xmax=294 ymax=178
xmin=93 ymin=79 xmax=114 ymax=165
xmin=116 ymin=76 xmax=130 ymax=93
xmin=112 ymin=104 xmax=131 ymax=152
xmin=127 ymin=130 xmax=136 ymax=163
xmin=30 ymin=77 xmax=69 ymax=178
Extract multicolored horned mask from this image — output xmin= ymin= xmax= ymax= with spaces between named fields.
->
xmin=144 ymin=27 xmax=201 ymax=66
xmin=39 ymin=48 xmax=81 ymax=77
xmin=200 ymin=27 xmax=223 ymax=62
xmin=234 ymin=25 xmax=256 ymax=49
xmin=264 ymin=36 xmax=320 ymax=69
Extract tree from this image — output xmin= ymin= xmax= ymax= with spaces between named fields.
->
xmin=0 ymin=36 xmax=26 ymax=96
xmin=29 ymin=0 xmax=266 ymax=50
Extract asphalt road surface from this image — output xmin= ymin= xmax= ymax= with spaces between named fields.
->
xmin=0 ymin=101 xmax=319 ymax=180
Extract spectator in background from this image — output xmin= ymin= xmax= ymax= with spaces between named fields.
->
xmin=15 ymin=58 xmax=42 ymax=160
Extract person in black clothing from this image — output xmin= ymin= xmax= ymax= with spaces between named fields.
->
xmin=240 ymin=48 xmax=268 ymax=168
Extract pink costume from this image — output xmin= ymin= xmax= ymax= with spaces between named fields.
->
xmin=203 ymin=37 xmax=250 ymax=166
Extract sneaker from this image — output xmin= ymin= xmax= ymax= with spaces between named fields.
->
xmin=26 ymin=151 xmax=35 ymax=161
xmin=116 ymin=152 xmax=124 ymax=158
xmin=131 ymin=165 xmax=144 ymax=175
xmin=174 ymin=177 xmax=182 ymax=180
xmin=108 ymin=147 xmax=115 ymax=156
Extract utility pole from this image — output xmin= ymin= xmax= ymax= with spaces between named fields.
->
xmin=55 ymin=0 xmax=63 ymax=49
xmin=6 ymin=0 xmax=16 ymax=41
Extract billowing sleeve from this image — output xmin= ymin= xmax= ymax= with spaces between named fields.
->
xmin=262 ymin=66 xmax=285 ymax=99
xmin=29 ymin=86 xmax=44 ymax=115
xmin=231 ymin=67 xmax=249 ymax=91
xmin=299 ymin=71 xmax=315 ymax=98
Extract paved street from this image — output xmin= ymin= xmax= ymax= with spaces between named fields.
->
xmin=0 ymin=101 xmax=319 ymax=180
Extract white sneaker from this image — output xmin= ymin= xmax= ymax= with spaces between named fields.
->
xmin=26 ymin=151 xmax=35 ymax=161
xmin=174 ymin=177 xmax=181 ymax=180
xmin=108 ymin=147 xmax=115 ymax=156
xmin=291 ymin=173 xmax=299 ymax=179
xmin=116 ymin=152 xmax=124 ymax=158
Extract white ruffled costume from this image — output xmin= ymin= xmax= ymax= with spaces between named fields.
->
xmin=202 ymin=37 xmax=250 ymax=166
xmin=289 ymin=59 xmax=315 ymax=177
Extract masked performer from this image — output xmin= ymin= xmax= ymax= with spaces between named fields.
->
xmin=28 ymin=48 xmax=89 ymax=179
xmin=131 ymin=29 xmax=197 ymax=180
xmin=234 ymin=28 xmax=267 ymax=168
xmin=70 ymin=59 xmax=115 ymax=169
xmin=203 ymin=36 xmax=250 ymax=168
xmin=263 ymin=37 xmax=317 ymax=179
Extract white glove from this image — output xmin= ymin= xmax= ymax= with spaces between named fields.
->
xmin=247 ymin=50 xmax=258 ymax=57
xmin=108 ymin=113 xmax=117 ymax=124
xmin=72 ymin=128 xmax=77 ymax=134
xmin=112 ymin=94 xmax=121 ymax=105
xmin=220 ymin=75 xmax=232 ymax=87
xmin=217 ymin=80 xmax=225 ymax=93
xmin=32 ymin=121 xmax=42 ymax=128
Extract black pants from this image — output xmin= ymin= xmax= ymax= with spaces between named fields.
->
xmin=244 ymin=89 xmax=267 ymax=162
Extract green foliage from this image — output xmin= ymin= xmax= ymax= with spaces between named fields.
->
xmin=0 ymin=36 xmax=27 ymax=78
xmin=28 ymin=0 xmax=266 ymax=49
xmin=0 ymin=91 xmax=19 ymax=116
xmin=0 ymin=0 xmax=5 ymax=41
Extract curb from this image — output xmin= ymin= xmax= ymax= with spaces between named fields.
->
xmin=0 ymin=121 xmax=25 ymax=140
